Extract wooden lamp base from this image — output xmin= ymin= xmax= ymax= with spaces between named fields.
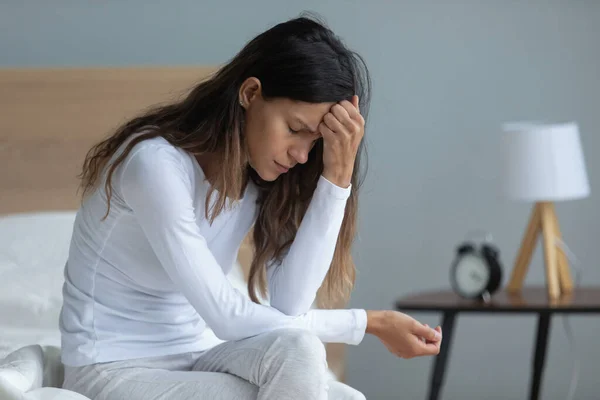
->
xmin=507 ymin=201 xmax=574 ymax=299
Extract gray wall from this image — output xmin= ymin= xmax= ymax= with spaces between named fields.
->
xmin=3 ymin=1 xmax=599 ymax=399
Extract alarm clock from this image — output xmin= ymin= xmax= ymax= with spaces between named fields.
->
xmin=450 ymin=235 xmax=503 ymax=301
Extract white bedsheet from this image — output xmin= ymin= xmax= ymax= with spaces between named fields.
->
xmin=0 ymin=212 xmax=74 ymax=359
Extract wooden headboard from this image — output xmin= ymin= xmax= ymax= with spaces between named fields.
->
xmin=0 ymin=66 xmax=346 ymax=381
xmin=0 ymin=67 xmax=216 ymax=215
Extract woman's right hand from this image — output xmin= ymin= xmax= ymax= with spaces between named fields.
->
xmin=366 ymin=310 xmax=442 ymax=359
xmin=319 ymin=95 xmax=364 ymax=189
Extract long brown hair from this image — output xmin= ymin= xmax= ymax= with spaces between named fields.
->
xmin=79 ymin=13 xmax=371 ymax=309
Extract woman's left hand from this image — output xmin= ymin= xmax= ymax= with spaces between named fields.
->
xmin=319 ymin=95 xmax=365 ymax=188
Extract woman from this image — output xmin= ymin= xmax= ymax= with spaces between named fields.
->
xmin=59 ymin=14 xmax=441 ymax=400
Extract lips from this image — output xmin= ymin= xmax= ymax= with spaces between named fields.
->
xmin=275 ymin=161 xmax=290 ymax=173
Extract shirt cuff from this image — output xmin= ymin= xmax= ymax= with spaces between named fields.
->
xmin=349 ymin=309 xmax=368 ymax=345
xmin=316 ymin=175 xmax=352 ymax=200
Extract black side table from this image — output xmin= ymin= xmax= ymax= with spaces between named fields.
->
xmin=395 ymin=286 xmax=600 ymax=400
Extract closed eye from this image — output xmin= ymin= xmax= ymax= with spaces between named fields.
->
xmin=289 ymin=126 xmax=300 ymax=134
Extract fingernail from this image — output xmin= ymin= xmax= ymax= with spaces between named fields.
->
xmin=434 ymin=330 xmax=441 ymax=340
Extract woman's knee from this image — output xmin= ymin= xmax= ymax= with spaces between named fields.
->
xmin=327 ymin=381 xmax=367 ymax=400
xmin=275 ymin=328 xmax=325 ymax=356
xmin=262 ymin=328 xmax=327 ymax=371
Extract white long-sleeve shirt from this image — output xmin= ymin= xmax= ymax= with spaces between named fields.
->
xmin=59 ymin=136 xmax=367 ymax=367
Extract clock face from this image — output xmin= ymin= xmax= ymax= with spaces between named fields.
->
xmin=454 ymin=254 xmax=490 ymax=297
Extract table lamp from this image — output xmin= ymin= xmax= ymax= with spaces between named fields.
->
xmin=502 ymin=121 xmax=590 ymax=299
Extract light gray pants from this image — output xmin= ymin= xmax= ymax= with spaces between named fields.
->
xmin=62 ymin=328 xmax=366 ymax=400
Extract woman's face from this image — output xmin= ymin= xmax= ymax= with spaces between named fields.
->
xmin=240 ymin=78 xmax=333 ymax=181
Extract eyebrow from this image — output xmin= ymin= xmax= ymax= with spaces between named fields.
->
xmin=295 ymin=118 xmax=318 ymax=134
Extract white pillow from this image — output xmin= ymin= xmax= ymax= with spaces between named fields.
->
xmin=0 ymin=344 xmax=91 ymax=400
xmin=0 ymin=344 xmax=44 ymax=397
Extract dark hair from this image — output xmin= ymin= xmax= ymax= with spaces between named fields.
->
xmin=79 ymin=12 xmax=371 ymax=308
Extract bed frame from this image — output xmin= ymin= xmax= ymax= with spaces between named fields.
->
xmin=0 ymin=66 xmax=346 ymax=381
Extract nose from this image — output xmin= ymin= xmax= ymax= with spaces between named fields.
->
xmin=288 ymin=141 xmax=311 ymax=165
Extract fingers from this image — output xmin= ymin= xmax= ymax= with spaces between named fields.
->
xmin=323 ymin=111 xmax=346 ymax=135
xmin=330 ymin=104 xmax=354 ymax=132
xmin=412 ymin=321 xmax=442 ymax=342
xmin=422 ymin=324 xmax=443 ymax=344
xmin=393 ymin=336 xmax=441 ymax=359
xmin=382 ymin=333 xmax=442 ymax=360
xmin=318 ymin=121 xmax=336 ymax=141
xmin=409 ymin=328 xmax=441 ymax=358
xmin=352 ymin=94 xmax=359 ymax=112
xmin=338 ymin=99 xmax=362 ymax=123
xmin=380 ymin=316 xmax=443 ymax=360
xmin=417 ymin=339 xmax=441 ymax=356
xmin=320 ymin=95 xmax=364 ymax=141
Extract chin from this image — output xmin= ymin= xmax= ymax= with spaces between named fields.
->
xmin=251 ymin=165 xmax=279 ymax=182
xmin=261 ymin=172 xmax=280 ymax=182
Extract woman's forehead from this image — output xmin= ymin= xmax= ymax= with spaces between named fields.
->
xmin=282 ymin=99 xmax=333 ymax=125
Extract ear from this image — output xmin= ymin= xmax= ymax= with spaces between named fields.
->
xmin=239 ymin=77 xmax=262 ymax=108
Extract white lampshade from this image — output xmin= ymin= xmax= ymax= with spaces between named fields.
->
xmin=502 ymin=121 xmax=590 ymax=202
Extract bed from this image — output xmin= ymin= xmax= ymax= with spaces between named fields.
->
xmin=0 ymin=67 xmax=346 ymax=398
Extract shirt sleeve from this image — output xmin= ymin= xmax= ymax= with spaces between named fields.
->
xmin=267 ymin=175 xmax=351 ymax=316
xmin=118 ymin=143 xmax=367 ymax=345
